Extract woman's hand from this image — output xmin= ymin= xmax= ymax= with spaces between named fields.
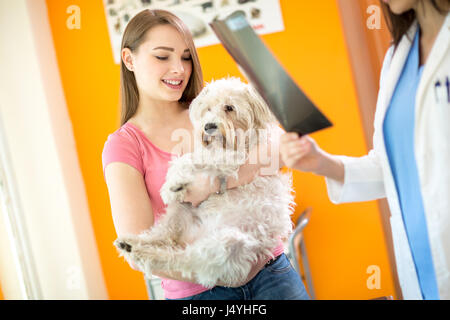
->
xmin=183 ymin=173 xmax=219 ymax=207
xmin=279 ymin=133 xmax=323 ymax=172
xmin=280 ymin=132 xmax=345 ymax=183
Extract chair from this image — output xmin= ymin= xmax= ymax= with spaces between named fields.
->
xmin=287 ymin=207 xmax=315 ymax=299
xmin=145 ymin=276 xmax=163 ymax=300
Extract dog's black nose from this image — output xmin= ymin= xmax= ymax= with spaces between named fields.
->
xmin=118 ymin=241 xmax=132 ymax=253
xmin=204 ymin=123 xmax=217 ymax=133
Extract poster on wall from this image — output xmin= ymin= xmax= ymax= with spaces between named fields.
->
xmin=103 ymin=0 xmax=284 ymax=64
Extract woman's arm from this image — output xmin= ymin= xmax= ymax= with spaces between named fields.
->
xmin=105 ymin=162 xmax=154 ymax=240
xmin=105 ymin=162 xmax=200 ymax=281
xmin=279 ymin=132 xmax=386 ymax=203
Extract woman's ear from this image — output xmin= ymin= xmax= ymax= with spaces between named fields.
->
xmin=121 ymin=48 xmax=135 ymax=72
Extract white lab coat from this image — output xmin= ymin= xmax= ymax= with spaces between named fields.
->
xmin=325 ymin=13 xmax=450 ymax=299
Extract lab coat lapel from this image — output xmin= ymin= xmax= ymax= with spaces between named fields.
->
xmin=378 ymin=22 xmax=418 ymax=120
xmin=416 ymin=13 xmax=450 ymax=106
xmin=375 ymin=22 xmax=417 ymax=218
xmin=375 ymin=22 xmax=422 ymax=300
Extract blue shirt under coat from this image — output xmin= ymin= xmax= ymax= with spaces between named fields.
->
xmin=383 ymin=29 xmax=440 ymax=300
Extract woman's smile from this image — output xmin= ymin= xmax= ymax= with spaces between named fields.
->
xmin=162 ymin=78 xmax=183 ymax=90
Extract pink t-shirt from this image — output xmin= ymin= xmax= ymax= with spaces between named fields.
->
xmin=102 ymin=122 xmax=284 ymax=299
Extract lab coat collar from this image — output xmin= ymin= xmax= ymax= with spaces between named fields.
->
xmin=379 ymin=12 xmax=450 ymax=121
xmin=379 ymin=21 xmax=417 ymax=117
xmin=416 ymin=12 xmax=450 ymax=106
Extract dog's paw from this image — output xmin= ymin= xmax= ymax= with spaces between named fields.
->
xmin=169 ymin=183 xmax=188 ymax=193
xmin=161 ymin=183 xmax=187 ymax=204
xmin=114 ymin=239 xmax=133 ymax=253
xmin=161 ymin=182 xmax=189 ymax=204
xmin=113 ymin=237 xmax=148 ymax=274
xmin=113 ymin=235 xmax=140 ymax=257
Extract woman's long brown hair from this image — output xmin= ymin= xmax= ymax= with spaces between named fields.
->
xmin=380 ymin=0 xmax=449 ymax=47
xmin=119 ymin=9 xmax=203 ymax=126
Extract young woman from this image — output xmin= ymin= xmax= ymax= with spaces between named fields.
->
xmin=280 ymin=0 xmax=449 ymax=300
xmin=102 ymin=9 xmax=309 ymax=300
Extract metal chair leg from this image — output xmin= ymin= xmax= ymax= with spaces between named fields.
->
xmin=288 ymin=207 xmax=315 ymax=299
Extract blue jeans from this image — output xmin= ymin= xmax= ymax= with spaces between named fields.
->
xmin=168 ymin=254 xmax=310 ymax=300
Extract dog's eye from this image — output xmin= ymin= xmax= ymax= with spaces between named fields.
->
xmin=224 ymin=105 xmax=234 ymax=112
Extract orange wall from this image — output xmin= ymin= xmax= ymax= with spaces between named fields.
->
xmin=46 ymin=0 xmax=396 ymax=299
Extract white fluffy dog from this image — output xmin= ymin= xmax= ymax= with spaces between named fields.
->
xmin=115 ymin=77 xmax=295 ymax=288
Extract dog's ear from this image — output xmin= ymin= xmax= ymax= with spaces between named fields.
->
xmin=246 ymin=84 xmax=276 ymax=129
xmin=188 ymin=86 xmax=209 ymax=124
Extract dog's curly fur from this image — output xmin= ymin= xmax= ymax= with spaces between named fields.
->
xmin=114 ymin=77 xmax=295 ymax=288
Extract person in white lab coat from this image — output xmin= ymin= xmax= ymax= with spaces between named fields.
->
xmin=280 ymin=0 xmax=449 ymax=300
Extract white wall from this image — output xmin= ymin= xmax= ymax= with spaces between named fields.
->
xmin=0 ymin=202 xmax=23 ymax=299
xmin=0 ymin=0 xmax=108 ymax=299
